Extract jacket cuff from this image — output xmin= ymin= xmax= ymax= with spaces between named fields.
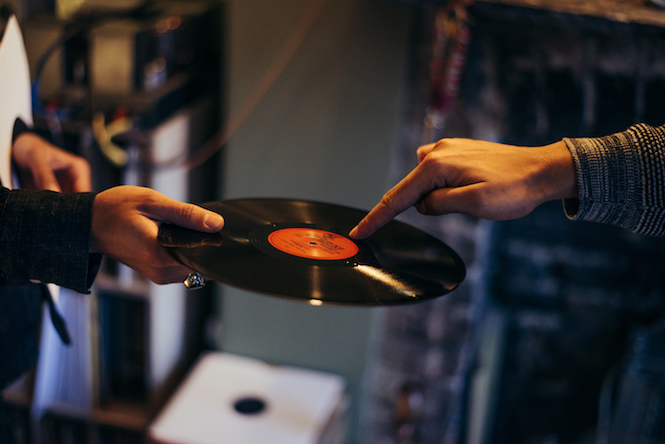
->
xmin=0 ymin=189 xmax=99 ymax=293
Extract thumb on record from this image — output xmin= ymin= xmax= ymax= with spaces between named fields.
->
xmin=150 ymin=200 xmax=224 ymax=233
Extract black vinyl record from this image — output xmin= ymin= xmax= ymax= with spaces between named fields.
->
xmin=159 ymin=198 xmax=465 ymax=306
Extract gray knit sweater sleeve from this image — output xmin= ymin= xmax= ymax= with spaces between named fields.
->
xmin=563 ymin=123 xmax=665 ymax=236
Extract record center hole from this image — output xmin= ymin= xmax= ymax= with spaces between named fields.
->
xmin=233 ymin=397 xmax=267 ymax=415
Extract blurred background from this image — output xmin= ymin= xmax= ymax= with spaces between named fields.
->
xmin=2 ymin=0 xmax=665 ymax=443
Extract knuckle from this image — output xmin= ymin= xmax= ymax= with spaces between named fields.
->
xmin=179 ymin=203 xmax=197 ymax=223
xmin=433 ymin=138 xmax=452 ymax=151
xmin=419 ymin=151 xmax=443 ymax=169
xmin=142 ymin=189 xmax=163 ymax=210
xmin=380 ymin=191 xmax=399 ymax=217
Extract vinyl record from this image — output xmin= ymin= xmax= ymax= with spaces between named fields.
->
xmin=159 ymin=198 xmax=465 ymax=306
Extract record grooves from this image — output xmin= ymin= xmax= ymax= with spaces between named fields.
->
xmin=159 ymin=198 xmax=465 ymax=306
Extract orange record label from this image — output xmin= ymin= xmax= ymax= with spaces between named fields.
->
xmin=267 ymin=228 xmax=359 ymax=260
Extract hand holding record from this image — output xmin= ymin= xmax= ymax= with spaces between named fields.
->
xmin=91 ymin=186 xmax=224 ymax=285
xmin=159 ymin=198 xmax=465 ymax=306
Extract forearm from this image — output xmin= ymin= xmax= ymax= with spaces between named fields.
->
xmin=563 ymin=123 xmax=665 ymax=236
xmin=0 ymin=187 xmax=101 ymax=292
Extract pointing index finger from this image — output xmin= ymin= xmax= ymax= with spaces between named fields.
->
xmin=349 ymin=165 xmax=436 ymax=239
xmin=348 ymin=199 xmax=398 ymax=240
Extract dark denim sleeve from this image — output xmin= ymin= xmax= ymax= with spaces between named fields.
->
xmin=0 ymin=283 xmax=41 ymax=390
xmin=0 ymin=187 xmax=101 ymax=293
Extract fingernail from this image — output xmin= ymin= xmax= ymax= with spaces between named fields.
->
xmin=204 ymin=213 xmax=224 ymax=230
xmin=348 ymin=226 xmax=358 ymax=238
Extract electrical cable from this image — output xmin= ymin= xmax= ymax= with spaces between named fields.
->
xmin=31 ymin=0 xmax=328 ymax=174
xmin=161 ymin=0 xmax=329 ymax=173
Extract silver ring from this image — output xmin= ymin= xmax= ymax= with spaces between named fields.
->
xmin=184 ymin=272 xmax=206 ymax=290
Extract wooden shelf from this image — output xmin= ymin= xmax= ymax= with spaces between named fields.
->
xmin=477 ymin=0 xmax=665 ymax=27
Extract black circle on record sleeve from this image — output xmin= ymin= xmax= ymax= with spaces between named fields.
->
xmin=158 ymin=198 xmax=465 ymax=306
xmin=233 ymin=397 xmax=267 ymax=415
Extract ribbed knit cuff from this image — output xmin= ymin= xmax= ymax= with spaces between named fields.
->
xmin=563 ymin=124 xmax=665 ymax=236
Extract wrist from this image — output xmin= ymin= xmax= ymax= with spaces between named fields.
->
xmin=538 ymin=140 xmax=578 ymax=203
xmin=90 ymin=189 xmax=110 ymax=254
